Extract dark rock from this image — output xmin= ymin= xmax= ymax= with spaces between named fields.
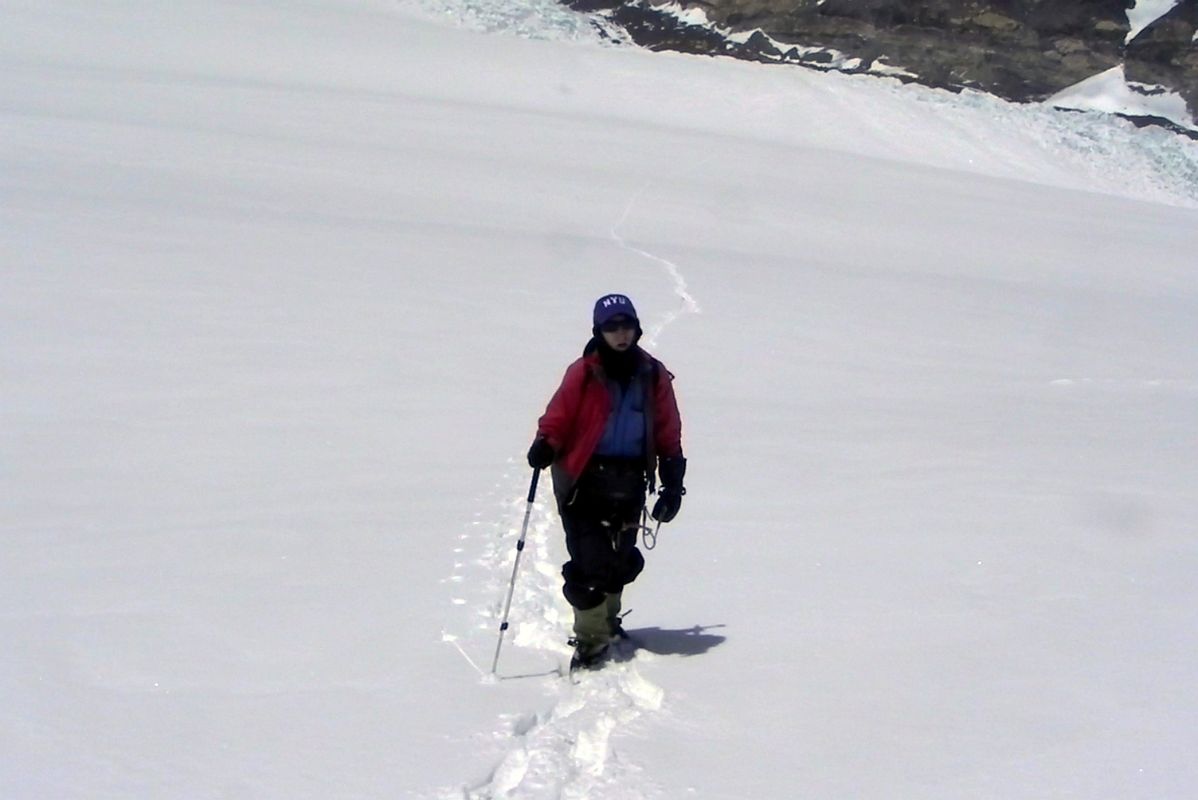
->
xmin=572 ymin=0 xmax=1197 ymax=130
xmin=1125 ymin=0 xmax=1198 ymax=113
xmin=692 ymin=0 xmax=1132 ymax=98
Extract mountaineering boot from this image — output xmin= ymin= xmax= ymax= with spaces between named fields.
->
xmin=569 ymin=602 xmax=610 ymax=670
xmin=569 ymin=638 xmax=609 ymax=671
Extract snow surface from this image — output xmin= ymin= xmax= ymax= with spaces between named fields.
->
xmin=3 ymin=0 xmax=1198 ymax=798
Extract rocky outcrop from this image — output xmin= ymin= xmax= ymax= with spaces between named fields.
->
xmin=569 ymin=0 xmax=1197 ymax=131
xmin=1125 ymin=0 xmax=1198 ymax=108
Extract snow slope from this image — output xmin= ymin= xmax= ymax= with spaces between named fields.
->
xmin=3 ymin=1 xmax=1198 ymax=798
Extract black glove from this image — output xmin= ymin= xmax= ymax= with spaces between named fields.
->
xmin=651 ymin=456 xmax=687 ymax=523
xmin=651 ymin=489 xmax=683 ymax=523
xmin=527 ymin=437 xmax=555 ymax=470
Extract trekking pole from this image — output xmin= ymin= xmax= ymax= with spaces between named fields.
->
xmin=490 ymin=468 xmax=540 ymax=675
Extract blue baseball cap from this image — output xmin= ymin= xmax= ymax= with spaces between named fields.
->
xmin=593 ymin=294 xmax=638 ymax=327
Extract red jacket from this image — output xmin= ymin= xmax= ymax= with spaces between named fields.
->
xmin=537 ymin=347 xmax=683 ymax=504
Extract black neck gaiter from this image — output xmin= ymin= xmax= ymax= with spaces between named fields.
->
xmin=594 ymin=337 xmax=640 ymax=387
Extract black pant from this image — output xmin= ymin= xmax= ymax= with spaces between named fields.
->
xmin=560 ymin=458 xmax=647 ymax=610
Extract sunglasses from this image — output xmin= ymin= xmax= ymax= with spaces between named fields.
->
xmin=599 ymin=317 xmax=637 ymax=333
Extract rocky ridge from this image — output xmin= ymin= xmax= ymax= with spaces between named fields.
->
xmin=570 ymin=0 xmax=1198 ymax=134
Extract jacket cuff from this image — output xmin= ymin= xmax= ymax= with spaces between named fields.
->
xmin=658 ymin=455 xmax=686 ymax=491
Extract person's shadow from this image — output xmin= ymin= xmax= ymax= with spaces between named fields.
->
xmin=493 ymin=624 xmax=726 ymax=681
xmin=623 ymin=624 xmax=726 ymax=657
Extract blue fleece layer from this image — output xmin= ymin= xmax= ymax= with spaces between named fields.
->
xmin=594 ymin=376 xmax=646 ymax=458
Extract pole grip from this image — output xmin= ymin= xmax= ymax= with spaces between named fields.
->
xmin=527 ymin=467 xmax=540 ymax=503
